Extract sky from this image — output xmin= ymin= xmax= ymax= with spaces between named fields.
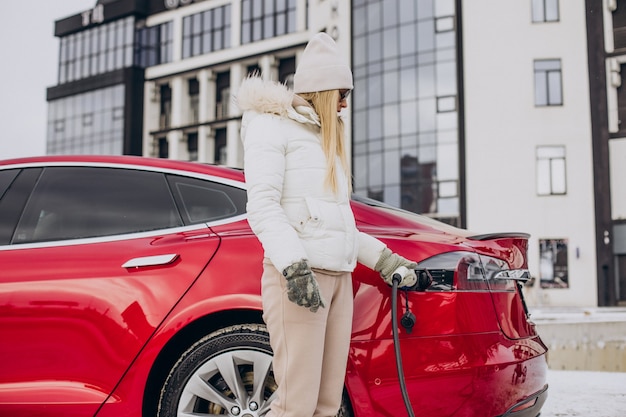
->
xmin=0 ymin=0 xmax=96 ymax=160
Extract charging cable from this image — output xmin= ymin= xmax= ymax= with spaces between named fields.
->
xmin=392 ymin=267 xmax=416 ymax=417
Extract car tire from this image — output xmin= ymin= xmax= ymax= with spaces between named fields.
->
xmin=157 ymin=323 xmax=275 ymax=417
xmin=157 ymin=322 xmax=353 ymax=417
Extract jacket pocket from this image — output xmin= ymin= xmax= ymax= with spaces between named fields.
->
xmin=299 ymin=197 xmax=323 ymax=237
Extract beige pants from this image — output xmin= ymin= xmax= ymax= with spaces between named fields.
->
xmin=262 ymin=261 xmax=353 ymax=417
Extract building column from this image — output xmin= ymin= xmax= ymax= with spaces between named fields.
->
xmin=197 ymin=68 xmax=216 ymax=163
xmin=168 ymin=77 xmax=184 ymax=160
xmin=296 ymin=0 xmax=307 ymax=31
xmin=198 ymin=125 xmax=214 ymax=163
xmin=143 ymin=81 xmax=159 ymax=157
xmin=227 ymin=63 xmax=245 ymax=167
xmin=259 ymin=55 xmax=278 ymax=81
xmin=231 ymin=0 xmax=242 ymax=47
xmin=199 ymin=69 xmax=216 ymax=122
xmin=167 ymin=130 xmax=182 ymax=160
xmin=172 ymin=14 xmax=183 ymax=62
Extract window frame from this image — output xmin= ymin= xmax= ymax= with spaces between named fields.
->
xmin=240 ymin=0 xmax=297 ymax=44
xmin=11 ymin=167 xmax=184 ymax=244
xmin=166 ymin=174 xmax=247 ymax=225
xmin=531 ymin=0 xmax=560 ymax=23
xmin=182 ymin=4 xmax=232 ymax=59
xmin=534 ymin=59 xmax=563 ymax=107
xmin=536 ymin=145 xmax=567 ymax=196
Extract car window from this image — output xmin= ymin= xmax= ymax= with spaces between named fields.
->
xmin=13 ymin=167 xmax=183 ymax=244
xmin=167 ymin=174 xmax=247 ymax=225
xmin=0 ymin=169 xmax=20 ymax=199
xmin=0 ymin=168 xmax=41 ymax=245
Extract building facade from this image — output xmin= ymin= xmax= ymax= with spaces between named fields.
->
xmin=461 ymin=0 xmax=626 ymax=308
xmin=47 ymin=0 xmax=625 ymax=308
xmin=47 ymin=1 xmax=146 ymax=156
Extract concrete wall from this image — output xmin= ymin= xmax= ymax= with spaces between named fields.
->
xmin=532 ymin=308 xmax=626 ymax=371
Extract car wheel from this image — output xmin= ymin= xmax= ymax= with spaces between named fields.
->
xmin=157 ymin=323 xmax=354 ymax=417
xmin=157 ymin=324 xmax=276 ymax=417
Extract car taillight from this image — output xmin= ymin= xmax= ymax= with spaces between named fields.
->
xmin=414 ymin=251 xmax=530 ymax=292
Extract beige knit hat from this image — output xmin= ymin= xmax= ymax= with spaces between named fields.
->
xmin=293 ymin=32 xmax=353 ymax=94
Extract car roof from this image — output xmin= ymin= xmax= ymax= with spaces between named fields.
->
xmin=0 ymin=155 xmax=246 ymax=184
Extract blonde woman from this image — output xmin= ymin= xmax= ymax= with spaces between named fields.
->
xmin=238 ymin=32 xmax=418 ymax=417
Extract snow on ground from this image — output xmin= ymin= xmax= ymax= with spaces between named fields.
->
xmin=541 ymin=369 xmax=626 ymax=416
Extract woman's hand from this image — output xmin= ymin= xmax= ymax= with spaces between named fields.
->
xmin=375 ymin=248 xmax=418 ymax=288
xmin=282 ymin=260 xmax=326 ymax=312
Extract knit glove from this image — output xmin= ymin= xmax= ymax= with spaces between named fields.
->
xmin=375 ymin=248 xmax=418 ymax=287
xmin=282 ymin=260 xmax=326 ymax=313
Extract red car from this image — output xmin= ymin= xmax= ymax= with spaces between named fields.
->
xmin=0 ymin=155 xmax=548 ymax=417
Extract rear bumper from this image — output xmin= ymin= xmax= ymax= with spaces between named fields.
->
xmin=499 ymin=384 xmax=548 ymax=417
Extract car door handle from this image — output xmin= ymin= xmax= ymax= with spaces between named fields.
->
xmin=122 ymin=254 xmax=179 ymax=269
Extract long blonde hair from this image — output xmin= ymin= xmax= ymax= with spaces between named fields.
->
xmin=299 ymin=90 xmax=352 ymax=195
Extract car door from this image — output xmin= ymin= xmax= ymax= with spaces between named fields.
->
xmin=0 ymin=165 xmax=245 ymax=417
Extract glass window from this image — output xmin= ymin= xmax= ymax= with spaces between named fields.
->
xmin=383 ymin=70 xmax=399 ymax=104
xmin=157 ymin=137 xmax=169 ymax=158
xmin=383 ymin=104 xmax=400 ymax=137
xmin=382 ymin=0 xmax=398 ymax=28
xmin=400 ymin=100 xmax=417 ymax=134
xmin=382 ymin=27 xmax=399 ymax=60
xmin=417 ymin=64 xmax=435 ymax=98
xmin=0 ymin=169 xmax=42 ymax=245
xmin=13 ymin=167 xmax=183 ymax=244
xmin=534 ymin=59 xmax=562 ymax=106
xmin=398 ymin=1 xmax=415 ymax=24
xmin=188 ymin=78 xmax=199 ymax=124
xmin=437 ymin=96 xmax=456 ymax=112
xmin=98 ymin=26 xmax=107 ymax=74
xmin=182 ymin=4 xmax=231 ymax=59
xmin=90 ymin=29 xmax=99 ymax=74
xmin=354 ymin=6 xmax=367 ymax=36
xmin=278 ymin=56 xmax=296 ymax=86
xmin=136 ymin=22 xmax=173 ymax=67
xmin=435 ymin=0 xmax=455 ymax=18
xmin=241 ymin=0 xmax=296 ymax=44
xmin=399 ymin=24 xmax=415 ymax=56
xmin=57 ymin=17 xmax=137 ymax=83
xmin=537 ymin=145 xmax=566 ymax=195
xmin=539 ymin=238 xmax=569 ymax=288
xmin=166 ymin=175 xmax=247 ymax=224
xmin=352 ymin=0 xmax=460 ymax=225
xmin=215 ymin=128 xmax=228 ymax=165
xmin=367 ymin=1 xmax=382 ymax=32
xmin=532 ymin=0 xmax=559 ymax=23
xmin=0 ymin=169 xmax=20 ymax=200
xmin=186 ymin=132 xmax=198 ymax=161
xmin=106 ymin=24 xmax=116 ymax=71
xmin=160 ymin=84 xmax=172 ymax=129
xmin=161 ymin=22 xmax=173 ymax=62
xmin=436 ymin=16 xmax=455 ymax=33
xmin=215 ymin=71 xmax=230 ymax=120
xmin=400 ymin=67 xmax=417 ymax=101
xmin=46 ymin=85 xmax=125 ymax=156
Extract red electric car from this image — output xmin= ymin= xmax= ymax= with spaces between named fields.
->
xmin=0 ymin=155 xmax=547 ymax=417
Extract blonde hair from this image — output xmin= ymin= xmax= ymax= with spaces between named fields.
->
xmin=299 ymin=90 xmax=352 ymax=195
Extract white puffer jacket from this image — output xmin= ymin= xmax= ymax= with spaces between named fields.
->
xmin=238 ymin=77 xmax=385 ymax=273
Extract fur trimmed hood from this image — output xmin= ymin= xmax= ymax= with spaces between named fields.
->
xmin=236 ymin=76 xmax=294 ymax=116
xmin=236 ymin=77 xmax=320 ymax=131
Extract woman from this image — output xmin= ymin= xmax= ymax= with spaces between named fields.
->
xmin=237 ymin=32 xmax=418 ymax=417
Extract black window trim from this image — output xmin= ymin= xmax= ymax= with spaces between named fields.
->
xmin=0 ymin=162 xmax=248 ymax=249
